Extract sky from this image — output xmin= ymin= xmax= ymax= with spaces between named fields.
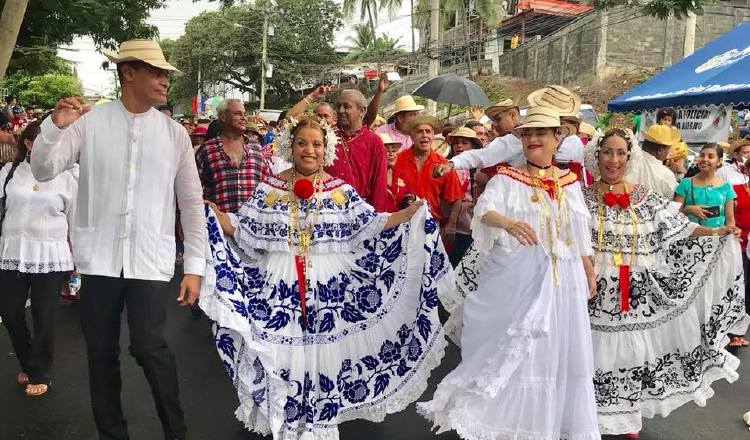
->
xmin=59 ymin=0 xmax=416 ymax=96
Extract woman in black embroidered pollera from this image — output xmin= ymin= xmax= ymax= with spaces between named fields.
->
xmin=582 ymin=128 xmax=748 ymax=438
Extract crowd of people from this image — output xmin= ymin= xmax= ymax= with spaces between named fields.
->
xmin=2 ymin=38 xmax=750 ymax=440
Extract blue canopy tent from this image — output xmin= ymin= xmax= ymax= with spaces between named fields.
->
xmin=608 ymin=22 xmax=750 ymax=112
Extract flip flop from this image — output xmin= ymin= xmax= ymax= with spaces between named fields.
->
xmin=740 ymin=337 xmax=750 ymax=347
xmin=17 ymin=372 xmax=29 ymax=385
xmin=729 ymin=336 xmax=744 ymax=348
xmin=625 ymin=433 xmax=640 ymax=439
xmin=25 ymin=383 xmax=49 ymax=397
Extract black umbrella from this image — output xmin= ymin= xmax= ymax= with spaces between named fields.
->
xmin=412 ymin=74 xmax=491 ymax=107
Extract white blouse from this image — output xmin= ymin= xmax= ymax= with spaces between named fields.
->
xmin=471 ymin=166 xmax=593 ymax=259
xmin=0 ymin=161 xmax=78 ymax=273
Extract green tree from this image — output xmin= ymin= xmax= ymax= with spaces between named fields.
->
xmin=167 ymin=1 xmax=342 ymax=109
xmin=0 ymin=0 xmax=165 ymax=80
xmin=1 ymin=54 xmax=72 ymax=98
xmin=13 ymin=0 xmax=163 ymax=48
xmin=342 ymin=0 xmax=379 ymax=37
xmin=593 ymin=0 xmax=706 ymax=19
xmin=346 ymin=23 xmax=376 ymax=53
xmin=346 ymin=25 xmax=405 ymax=61
xmin=20 ymin=73 xmax=82 ymax=108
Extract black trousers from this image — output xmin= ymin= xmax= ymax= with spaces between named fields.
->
xmin=80 ymin=275 xmax=186 ymax=440
xmin=0 ymin=270 xmax=66 ymax=385
xmin=449 ymin=233 xmax=474 ymax=268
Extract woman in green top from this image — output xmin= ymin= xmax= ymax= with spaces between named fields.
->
xmin=674 ymin=143 xmax=738 ymax=229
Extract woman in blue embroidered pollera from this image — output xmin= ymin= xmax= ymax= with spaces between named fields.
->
xmin=201 ymin=114 xmax=452 ymax=440
xmin=419 ymin=106 xmax=602 ymax=440
xmin=580 ymin=129 xmax=748 ymax=438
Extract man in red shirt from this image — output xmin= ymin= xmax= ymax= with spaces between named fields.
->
xmin=327 ymin=89 xmax=388 ymax=211
xmin=394 ymin=115 xmax=463 ymax=245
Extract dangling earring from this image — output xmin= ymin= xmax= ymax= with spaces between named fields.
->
xmin=25 ymin=149 xmax=31 ymax=161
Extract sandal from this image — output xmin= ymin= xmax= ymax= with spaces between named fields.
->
xmin=729 ymin=336 xmax=744 ymax=348
xmin=740 ymin=337 xmax=750 ymax=347
xmin=625 ymin=433 xmax=640 ymax=439
xmin=16 ymin=372 xmax=29 ymax=385
xmin=25 ymin=383 xmax=49 ymax=397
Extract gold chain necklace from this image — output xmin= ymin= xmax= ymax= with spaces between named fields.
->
xmin=288 ymin=169 xmax=324 ymax=265
xmin=526 ymin=165 xmax=572 ymax=284
xmin=595 ymin=183 xmax=641 ymax=267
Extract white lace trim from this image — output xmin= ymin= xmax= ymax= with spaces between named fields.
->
xmin=417 ymin=405 xmax=601 ymax=440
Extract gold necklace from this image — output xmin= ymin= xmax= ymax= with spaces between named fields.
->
xmin=288 ymin=169 xmax=324 ymax=265
xmin=595 ymin=182 xmax=641 ymax=267
xmin=525 ymin=165 xmax=571 ymax=284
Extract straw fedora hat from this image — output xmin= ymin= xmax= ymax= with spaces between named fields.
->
xmin=668 ymin=141 xmax=689 ymax=160
xmin=643 ymin=125 xmax=681 ymax=147
xmin=378 ymin=132 xmax=402 ymax=146
xmin=447 ymin=127 xmax=483 ymax=148
xmin=405 ymin=114 xmax=442 ymax=133
xmin=389 ymin=95 xmax=425 ymax=117
xmin=515 ymin=106 xmax=564 ymax=129
xmin=485 ymin=98 xmax=518 ymax=120
xmin=527 ymin=85 xmax=581 ymax=118
xmin=578 ymin=121 xmax=596 ymax=138
xmin=100 ymin=39 xmax=183 ymax=76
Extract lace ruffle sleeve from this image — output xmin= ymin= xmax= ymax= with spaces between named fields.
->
xmin=232 ymin=178 xmax=389 ymax=254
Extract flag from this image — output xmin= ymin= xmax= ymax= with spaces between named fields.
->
xmin=192 ymin=95 xmax=205 ymax=113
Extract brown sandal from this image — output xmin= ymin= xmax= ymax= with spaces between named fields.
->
xmin=25 ymin=383 xmax=49 ymax=397
xmin=16 ymin=372 xmax=29 ymax=385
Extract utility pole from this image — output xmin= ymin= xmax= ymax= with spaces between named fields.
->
xmin=197 ymin=58 xmax=202 ymax=114
xmin=683 ymin=11 xmax=696 ymax=57
xmin=260 ymin=15 xmax=268 ymax=110
xmin=428 ymin=0 xmax=440 ymax=115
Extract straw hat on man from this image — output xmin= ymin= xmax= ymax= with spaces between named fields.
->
xmin=376 ymin=95 xmax=425 ymax=151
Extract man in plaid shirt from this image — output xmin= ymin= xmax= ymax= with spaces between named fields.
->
xmin=195 ymin=99 xmax=271 ymax=213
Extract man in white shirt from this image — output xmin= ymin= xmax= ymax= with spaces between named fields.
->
xmin=717 ymin=139 xmax=750 ymax=185
xmin=626 ymin=124 xmax=680 ymax=199
xmin=31 ymin=40 xmax=204 ymax=440
xmin=431 ymin=99 xmax=524 ymax=178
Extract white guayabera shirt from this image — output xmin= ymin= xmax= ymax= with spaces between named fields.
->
xmin=450 ymin=132 xmax=525 ymax=170
xmin=32 ymin=101 xmax=206 ymax=281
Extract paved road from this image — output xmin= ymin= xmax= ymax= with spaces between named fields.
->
xmin=1 ymin=278 xmax=749 ymax=440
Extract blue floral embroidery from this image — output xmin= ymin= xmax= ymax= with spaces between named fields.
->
xmin=236 ymin=183 xmax=379 ymax=247
xmin=205 ymin=198 xmax=448 ymax=436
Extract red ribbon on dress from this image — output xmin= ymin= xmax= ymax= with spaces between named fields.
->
xmin=619 ymin=265 xmax=630 ymax=312
xmin=294 ymin=255 xmax=308 ymax=325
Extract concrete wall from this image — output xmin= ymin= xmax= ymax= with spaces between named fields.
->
xmin=495 ymin=4 xmax=750 ymax=82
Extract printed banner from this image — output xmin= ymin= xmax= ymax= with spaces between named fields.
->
xmin=638 ymin=105 xmax=731 ymax=143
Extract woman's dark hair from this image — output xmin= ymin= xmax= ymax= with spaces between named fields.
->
xmin=16 ymin=120 xmax=42 ymax=164
xmin=699 ymin=142 xmax=723 ymax=160
xmin=205 ymin=120 xmax=222 ymax=141
xmin=597 ymin=128 xmax=630 ymax=152
xmin=656 ymin=108 xmax=677 ymax=125
xmin=642 ymin=139 xmax=668 ymax=152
